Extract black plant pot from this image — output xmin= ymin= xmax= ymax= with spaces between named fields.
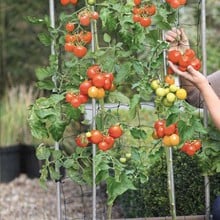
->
xmin=0 ymin=145 xmax=21 ymax=183
xmin=19 ymin=144 xmax=40 ymax=178
xmin=212 ymin=195 xmax=220 ymax=220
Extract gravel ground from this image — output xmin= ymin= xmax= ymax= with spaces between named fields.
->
xmin=0 ymin=174 xmax=122 ymax=220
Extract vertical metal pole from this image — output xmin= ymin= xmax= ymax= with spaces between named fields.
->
xmin=162 ymin=30 xmax=176 ymax=220
xmin=201 ymin=0 xmax=210 ymax=219
xmin=49 ymin=1 xmax=62 ymax=220
xmin=90 ymin=7 xmax=97 ymax=220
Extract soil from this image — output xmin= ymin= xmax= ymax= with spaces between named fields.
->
xmin=0 ymin=174 xmax=123 ymax=220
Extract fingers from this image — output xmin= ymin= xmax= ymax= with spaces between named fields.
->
xmin=168 ymin=61 xmax=187 ymax=77
xmin=165 ymin=28 xmax=181 ymax=42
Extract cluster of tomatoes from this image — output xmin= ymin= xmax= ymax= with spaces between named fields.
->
xmin=60 ymin=0 xmax=78 ymax=6
xmin=152 ymin=119 xmax=180 ymax=147
xmin=180 ymin=139 xmax=202 ymax=156
xmin=65 ymin=64 xmax=115 ymax=108
xmin=168 ymin=48 xmax=202 ymax=72
xmin=151 ymin=78 xmax=187 ymax=107
xmin=132 ymin=1 xmax=156 ymax=28
xmin=63 ymin=9 xmax=99 ymax=58
xmin=165 ymin=0 xmax=187 ymax=9
xmin=75 ymin=124 xmax=123 ymax=151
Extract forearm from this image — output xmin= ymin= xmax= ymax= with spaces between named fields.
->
xmin=199 ymin=81 xmax=220 ymax=130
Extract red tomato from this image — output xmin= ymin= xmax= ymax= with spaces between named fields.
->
xmin=64 ymin=43 xmax=75 ymax=52
xmin=140 ymin=17 xmax=152 ymax=27
xmin=90 ymin=130 xmax=103 ymax=144
xmin=170 ymin=0 xmax=181 ymax=9
xmin=65 ymin=92 xmax=75 ymax=103
xmin=60 ymin=0 xmax=70 ymax=6
xmin=167 ymin=50 xmax=182 ymax=64
xmin=75 ymin=133 xmax=89 ymax=147
xmin=91 ymin=11 xmax=99 ymax=20
xmin=78 ymin=94 xmax=88 ymax=104
xmin=190 ymin=58 xmax=202 ymax=70
xmin=185 ymin=144 xmax=196 ymax=156
xmin=71 ymin=96 xmax=81 ymax=108
xmin=98 ymin=141 xmax=111 ymax=151
xmin=79 ymin=14 xmax=90 ymax=26
xmin=145 ymin=4 xmax=156 ymax=16
xmin=103 ymin=78 xmax=112 ymax=90
xmin=178 ymin=55 xmax=191 ymax=68
xmin=164 ymin=123 xmax=176 ymax=136
xmin=133 ymin=14 xmax=141 ymax=23
xmin=103 ymin=135 xmax=115 ymax=148
xmin=184 ymin=48 xmax=196 ymax=59
xmin=108 ymin=124 xmax=123 ymax=138
xmin=80 ymin=31 xmax=92 ymax=44
xmin=154 ymin=119 xmax=165 ymax=130
xmin=192 ymin=140 xmax=202 ymax=151
xmin=65 ymin=22 xmax=75 ymax=32
xmin=92 ymin=74 xmax=105 ymax=88
xmin=87 ymin=65 xmax=101 ymax=79
xmin=79 ymin=80 xmax=92 ymax=95
xmin=156 ymin=126 xmax=165 ymax=138
xmin=133 ymin=0 xmax=141 ymax=6
xmin=73 ymin=45 xmax=87 ymax=58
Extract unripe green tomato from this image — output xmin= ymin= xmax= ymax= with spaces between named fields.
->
xmin=169 ymin=84 xmax=178 ymax=93
xmin=88 ymin=0 xmax=96 ymax=5
xmin=166 ymin=92 xmax=176 ymax=102
xmin=162 ymin=97 xmax=173 ymax=107
xmin=125 ymin=153 xmax=131 ymax=159
xmin=119 ymin=157 xmax=127 ymax=163
xmin=156 ymin=87 xmax=166 ymax=97
xmin=164 ymin=87 xmax=170 ymax=95
xmin=150 ymin=79 xmax=160 ymax=90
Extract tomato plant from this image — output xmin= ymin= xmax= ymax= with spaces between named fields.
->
xmin=27 ymin=0 xmax=209 ymax=219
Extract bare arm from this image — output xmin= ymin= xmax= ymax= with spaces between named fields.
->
xmin=168 ymin=62 xmax=220 ymax=130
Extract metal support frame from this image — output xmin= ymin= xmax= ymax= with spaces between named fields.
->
xmin=200 ymin=0 xmax=210 ymax=219
xmin=49 ymin=1 xmax=62 ymax=220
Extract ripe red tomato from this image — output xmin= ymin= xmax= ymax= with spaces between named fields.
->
xmin=65 ymin=22 xmax=75 ymax=32
xmin=146 ymin=4 xmax=156 ymax=16
xmin=154 ymin=119 xmax=165 ymax=130
xmin=185 ymin=145 xmax=196 ymax=156
xmin=80 ymin=31 xmax=92 ymax=44
xmin=103 ymin=78 xmax=112 ymax=90
xmin=178 ymin=55 xmax=191 ymax=68
xmin=169 ymin=0 xmax=181 ymax=9
xmin=156 ymin=126 xmax=165 ymax=138
xmin=134 ymin=0 xmax=141 ymax=6
xmin=92 ymin=74 xmax=105 ymax=88
xmin=103 ymin=135 xmax=115 ymax=148
xmin=79 ymin=14 xmax=90 ymax=26
xmin=192 ymin=140 xmax=202 ymax=151
xmin=133 ymin=14 xmax=141 ymax=23
xmin=108 ymin=124 xmax=123 ymax=138
xmin=91 ymin=11 xmax=99 ymax=20
xmin=190 ymin=58 xmax=202 ymax=70
xmin=90 ymin=130 xmax=103 ymax=144
xmin=140 ymin=17 xmax=152 ymax=27
xmin=75 ymin=133 xmax=89 ymax=147
xmin=184 ymin=48 xmax=196 ymax=59
xmin=164 ymin=123 xmax=176 ymax=136
xmin=60 ymin=0 xmax=70 ymax=6
xmin=98 ymin=141 xmax=111 ymax=151
xmin=65 ymin=92 xmax=75 ymax=103
xmin=79 ymin=80 xmax=92 ymax=95
xmin=87 ymin=65 xmax=101 ymax=79
xmin=78 ymin=94 xmax=88 ymax=104
xmin=167 ymin=50 xmax=182 ymax=64
xmin=179 ymin=0 xmax=187 ymax=5
xmin=71 ymin=96 xmax=81 ymax=108
xmin=64 ymin=43 xmax=75 ymax=52
xmin=73 ymin=45 xmax=87 ymax=58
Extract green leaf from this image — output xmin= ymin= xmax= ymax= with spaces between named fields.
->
xmin=103 ymin=33 xmax=111 ymax=43
xmin=38 ymin=33 xmax=51 ymax=46
xmin=107 ymin=91 xmax=130 ymax=104
xmin=35 ymin=67 xmax=53 ymax=81
xmin=48 ymin=120 xmax=66 ymax=141
xmin=52 ymin=150 xmax=62 ymax=160
xmin=36 ymin=144 xmax=51 ymax=160
xmin=63 ymin=158 xmax=74 ymax=169
xmin=48 ymin=166 xmax=61 ymax=180
xmin=130 ymin=127 xmax=147 ymax=140
xmin=129 ymin=94 xmax=141 ymax=119
xmin=106 ymin=173 xmax=136 ymax=205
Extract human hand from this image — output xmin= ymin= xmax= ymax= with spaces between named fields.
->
xmin=168 ymin=61 xmax=208 ymax=90
xmin=165 ymin=28 xmax=190 ymax=53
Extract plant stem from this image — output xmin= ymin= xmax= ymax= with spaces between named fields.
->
xmin=107 ymin=204 xmax=112 ymax=220
xmin=165 ymin=147 xmax=176 ymax=220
